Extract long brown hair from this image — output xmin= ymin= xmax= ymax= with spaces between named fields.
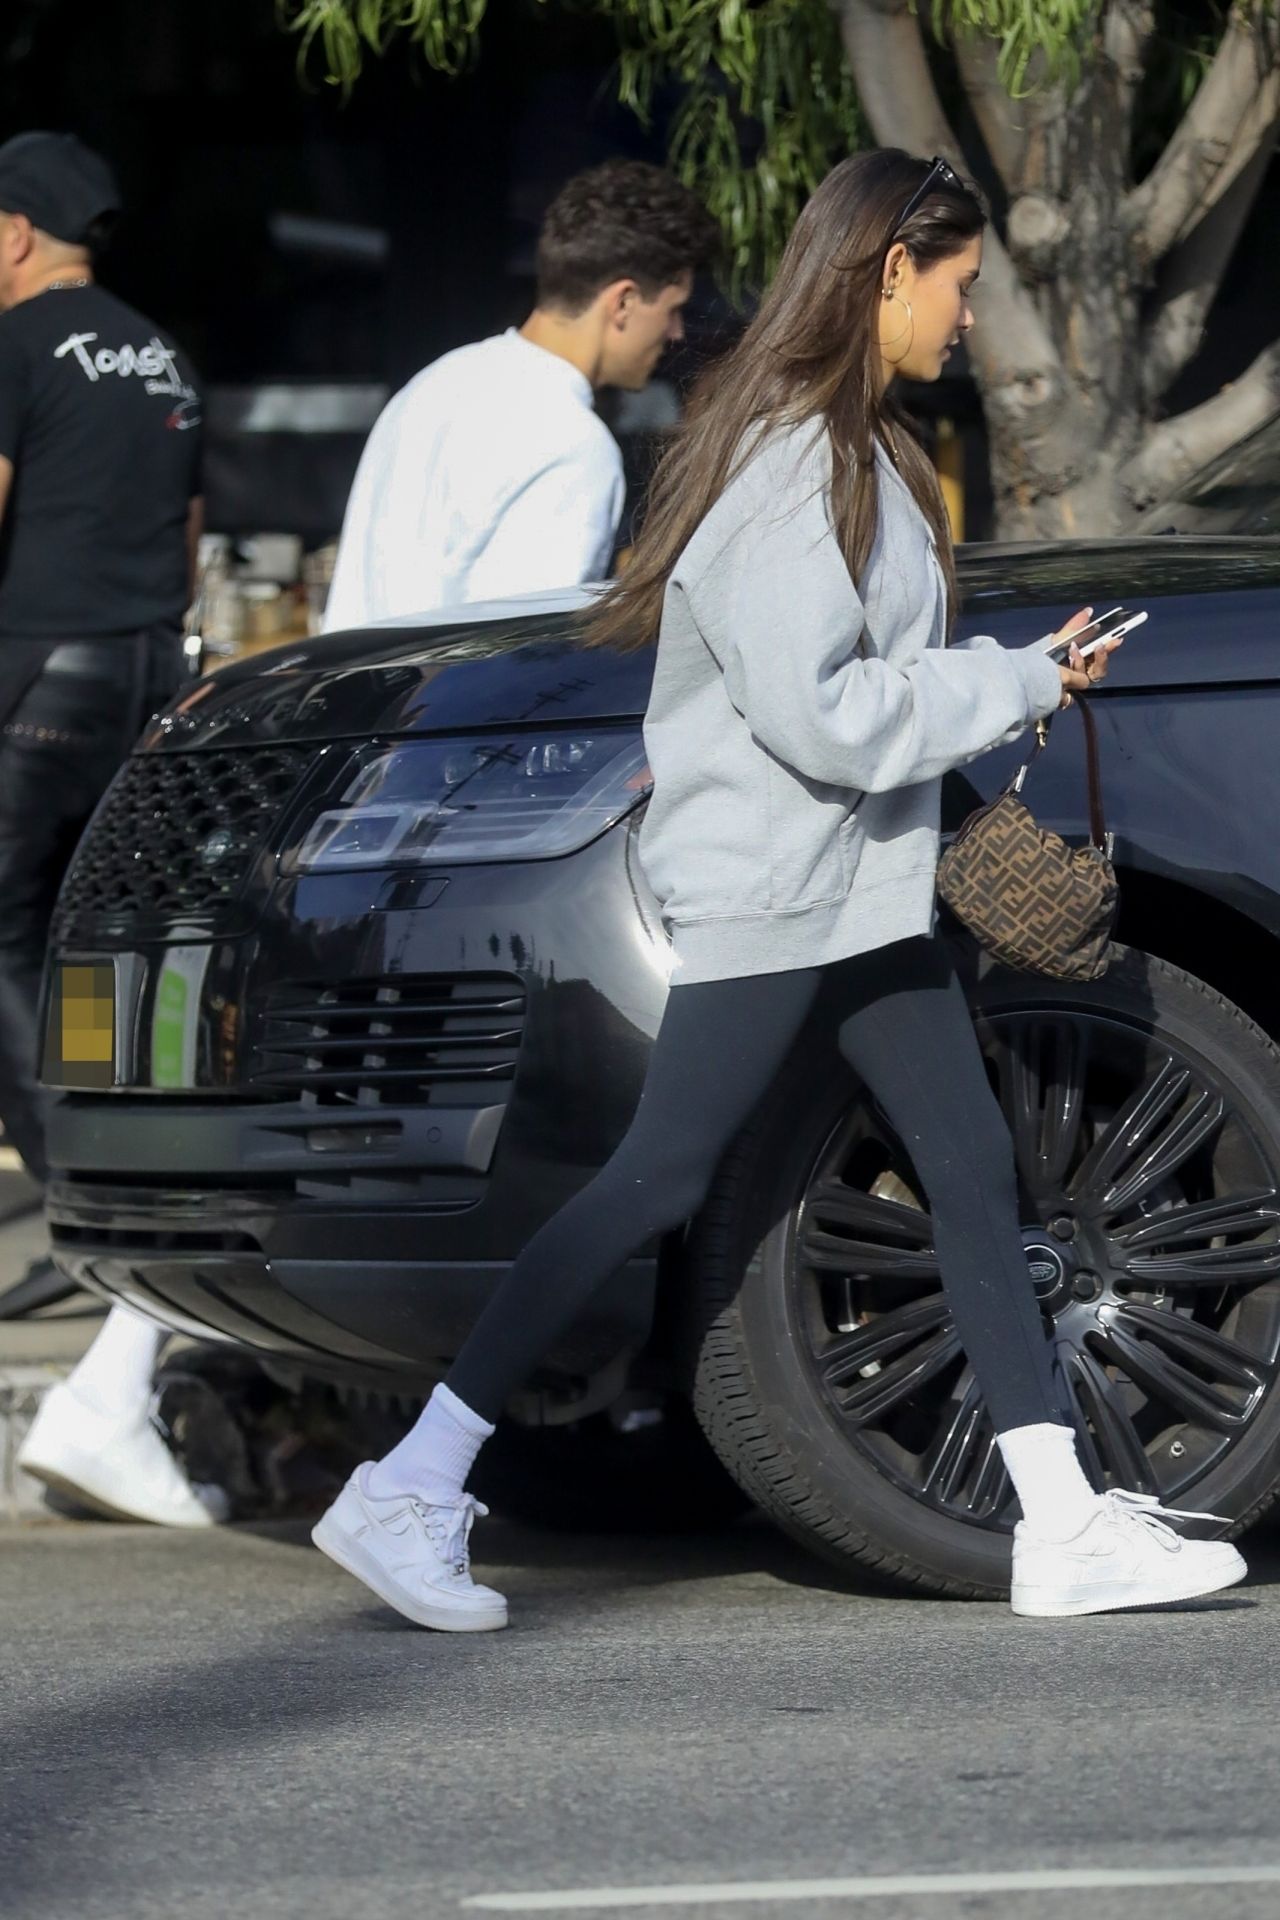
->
xmin=586 ymin=150 xmax=986 ymax=653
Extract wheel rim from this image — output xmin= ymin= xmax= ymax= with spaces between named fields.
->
xmin=789 ymin=1002 xmax=1280 ymax=1530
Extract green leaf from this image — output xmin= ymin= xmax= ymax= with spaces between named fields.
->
xmin=279 ymin=0 xmax=489 ymax=85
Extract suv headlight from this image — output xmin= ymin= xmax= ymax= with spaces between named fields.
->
xmin=289 ymin=730 xmax=651 ymax=871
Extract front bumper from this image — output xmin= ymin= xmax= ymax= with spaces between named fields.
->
xmin=46 ymin=1178 xmax=658 ymax=1391
xmin=45 ymin=816 xmax=671 ymax=1388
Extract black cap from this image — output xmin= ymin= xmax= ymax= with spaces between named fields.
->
xmin=0 ymin=131 xmax=120 ymax=248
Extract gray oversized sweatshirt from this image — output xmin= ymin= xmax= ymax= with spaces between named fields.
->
xmin=638 ymin=421 xmax=1064 ymax=985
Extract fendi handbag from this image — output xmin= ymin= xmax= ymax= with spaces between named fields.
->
xmin=936 ymin=697 xmax=1118 ymax=981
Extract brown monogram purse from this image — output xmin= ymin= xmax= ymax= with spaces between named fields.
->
xmin=936 ymin=698 xmax=1119 ymax=981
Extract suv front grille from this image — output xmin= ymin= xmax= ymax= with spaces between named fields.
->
xmin=248 ymin=973 xmax=526 ymax=1108
xmin=54 ymin=746 xmax=314 ymax=943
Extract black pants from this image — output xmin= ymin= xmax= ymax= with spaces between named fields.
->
xmin=447 ymin=936 xmax=1064 ymax=1434
xmin=0 ymin=634 xmax=183 ymax=1179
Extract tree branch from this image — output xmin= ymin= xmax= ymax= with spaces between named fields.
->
xmin=1142 ymin=115 xmax=1279 ymax=404
xmin=1123 ymin=337 xmax=1280 ymax=508
xmin=1010 ymin=47 xmax=1068 ymax=197
xmin=1102 ymin=0 xmax=1157 ymax=121
xmin=1125 ymin=2 xmax=1280 ymax=268
xmin=1182 ymin=60 xmax=1280 ymax=225
xmin=834 ymin=0 xmax=959 ymax=155
xmin=949 ymin=26 xmax=1025 ymax=193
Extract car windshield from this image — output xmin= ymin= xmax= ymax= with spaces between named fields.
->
xmin=1136 ymin=411 xmax=1280 ymax=535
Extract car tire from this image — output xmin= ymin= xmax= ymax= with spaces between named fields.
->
xmin=471 ymin=1395 xmax=751 ymax=1534
xmin=682 ymin=944 xmax=1280 ymax=1597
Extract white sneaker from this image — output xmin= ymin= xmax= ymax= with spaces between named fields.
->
xmin=311 ymin=1465 xmax=508 ymax=1632
xmin=1011 ymin=1489 xmax=1247 ymax=1617
xmin=17 ymin=1380 xmax=228 ymax=1528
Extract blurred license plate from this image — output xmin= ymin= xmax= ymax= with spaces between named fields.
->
xmin=43 ymin=962 xmax=117 ymax=1089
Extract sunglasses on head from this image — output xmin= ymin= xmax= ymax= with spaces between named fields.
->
xmin=894 ymin=156 xmax=962 ymax=234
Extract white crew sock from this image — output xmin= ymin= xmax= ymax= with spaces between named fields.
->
xmin=997 ymin=1422 xmax=1102 ymax=1541
xmin=65 ymin=1303 xmax=168 ymax=1422
xmin=367 ymin=1383 xmax=495 ymax=1508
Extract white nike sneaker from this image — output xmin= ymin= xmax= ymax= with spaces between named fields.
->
xmin=1011 ymin=1489 xmax=1247 ymax=1618
xmin=311 ymin=1465 xmax=508 ymax=1632
xmin=17 ymin=1380 xmax=229 ymax=1527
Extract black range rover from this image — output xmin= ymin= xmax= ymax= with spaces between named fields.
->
xmin=41 ymin=537 xmax=1280 ymax=1597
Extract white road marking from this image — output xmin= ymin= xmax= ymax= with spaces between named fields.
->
xmin=462 ymin=1864 xmax=1280 ymax=1910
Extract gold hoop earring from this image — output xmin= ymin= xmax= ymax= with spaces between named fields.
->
xmin=881 ymin=286 xmax=915 ymax=362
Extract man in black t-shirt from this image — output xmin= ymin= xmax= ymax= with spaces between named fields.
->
xmin=0 ymin=252 xmax=201 ymax=646
xmin=0 ymin=133 xmax=222 ymax=1529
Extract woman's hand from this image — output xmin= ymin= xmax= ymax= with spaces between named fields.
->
xmin=1051 ymin=606 xmax=1124 ymax=711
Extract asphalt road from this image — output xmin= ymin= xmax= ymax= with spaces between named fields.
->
xmin=5 ymin=1514 xmax=1280 ymax=1920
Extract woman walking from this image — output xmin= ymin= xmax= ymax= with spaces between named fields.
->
xmin=313 ymin=150 xmax=1246 ymax=1626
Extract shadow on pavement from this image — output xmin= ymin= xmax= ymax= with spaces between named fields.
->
xmin=232 ymin=1508 xmax=1280 ymax=1607
xmin=234 ymin=1507 xmax=867 ymax=1596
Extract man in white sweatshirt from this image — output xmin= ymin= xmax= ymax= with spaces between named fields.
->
xmin=323 ymin=160 xmax=716 ymax=631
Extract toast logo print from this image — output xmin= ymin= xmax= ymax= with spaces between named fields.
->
xmin=53 ymin=330 xmax=201 ymax=427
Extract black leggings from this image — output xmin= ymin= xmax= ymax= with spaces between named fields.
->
xmin=447 ymin=936 xmax=1065 ymax=1434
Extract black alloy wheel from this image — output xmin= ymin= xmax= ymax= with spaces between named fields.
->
xmin=685 ymin=947 xmax=1280 ymax=1596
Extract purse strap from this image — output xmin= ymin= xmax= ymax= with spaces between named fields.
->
xmin=1009 ymin=698 xmax=1110 ymax=853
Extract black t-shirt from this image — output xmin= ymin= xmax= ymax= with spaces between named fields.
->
xmin=0 ymin=284 xmax=202 ymax=639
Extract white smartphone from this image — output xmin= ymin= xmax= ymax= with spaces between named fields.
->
xmin=1039 ymin=606 xmax=1148 ymax=660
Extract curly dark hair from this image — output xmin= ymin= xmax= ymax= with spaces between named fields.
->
xmin=536 ymin=160 xmax=718 ymax=314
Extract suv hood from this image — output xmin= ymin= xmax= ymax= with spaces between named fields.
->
xmin=154 ymin=599 xmax=653 ymax=751
xmin=152 ymin=538 xmax=1280 ymax=751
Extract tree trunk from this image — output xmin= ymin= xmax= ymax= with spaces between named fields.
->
xmin=994 ymin=34 xmax=1148 ymax=536
xmin=833 ymin=0 xmax=1278 ymax=540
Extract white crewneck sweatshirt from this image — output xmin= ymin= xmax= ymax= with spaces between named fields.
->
xmin=323 ymin=329 xmax=625 ymax=631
